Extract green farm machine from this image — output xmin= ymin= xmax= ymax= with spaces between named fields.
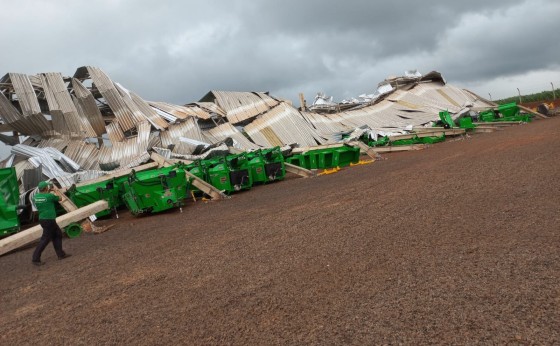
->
xmin=66 ymin=179 xmax=122 ymax=218
xmin=285 ymin=145 xmax=360 ymax=170
xmin=0 ymin=167 xmax=20 ymax=236
xmin=121 ymin=164 xmax=191 ymax=216
xmin=246 ymin=147 xmax=286 ymax=184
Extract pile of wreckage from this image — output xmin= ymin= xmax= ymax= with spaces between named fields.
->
xmin=2 ymin=66 xmax=545 ymax=254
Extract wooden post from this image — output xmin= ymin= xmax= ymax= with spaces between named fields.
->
xmin=284 ymin=162 xmax=316 ymax=178
xmin=0 ymin=200 xmax=109 ymax=256
xmin=51 ymin=186 xmax=105 ymax=233
xmin=350 ymin=141 xmax=380 ymax=160
xmin=299 ymin=93 xmax=306 ymax=111
xmin=365 ymin=144 xmax=426 ymax=153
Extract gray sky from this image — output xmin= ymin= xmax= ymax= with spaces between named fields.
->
xmin=1 ymin=0 xmax=559 ymax=103
xmin=1 ymin=0 xmax=559 ymax=152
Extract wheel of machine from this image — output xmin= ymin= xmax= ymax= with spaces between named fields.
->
xmin=64 ymin=223 xmax=83 ymax=238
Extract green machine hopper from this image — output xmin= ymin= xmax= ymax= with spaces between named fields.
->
xmin=121 ymin=164 xmax=190 ymax=216
xmin=0 ymin=167 xmax=20 ymax=236
xmin=66 ymin=179 xmax=121 ymax=218
xmin=478 ymin=103 xmax=532 ymax=123
xmin=315 ymin=146 xmax=360 ymax=169
xmin=247 ymin=147 xmax=286 ymax=184
xmin=207 ymin=153 xmax=252 ymax=194
xmin=284 ymin=145 xmax=360 ymax=170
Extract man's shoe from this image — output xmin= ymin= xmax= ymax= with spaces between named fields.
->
xmin=58 ymin=253 xmax=72 ymax=260
xmin=32 ymin=261 xmax=45 ymax=266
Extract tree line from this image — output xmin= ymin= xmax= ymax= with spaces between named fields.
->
xmin=496 ymin=89 xmax=559 ymax=104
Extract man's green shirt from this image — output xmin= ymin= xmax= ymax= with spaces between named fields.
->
xmin=33 ymin=192 xmax=60 ymax=220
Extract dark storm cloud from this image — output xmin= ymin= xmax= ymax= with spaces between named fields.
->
xmin=0 ymin=0 xmax=558 ymax=105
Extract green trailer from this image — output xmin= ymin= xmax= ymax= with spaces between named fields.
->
xmin=0 ymin=167 xmax=20 ymax=236
xmin=121 ymin=164 xmax=190 ymax=216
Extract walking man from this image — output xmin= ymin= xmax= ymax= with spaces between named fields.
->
xmin=32 ymin=181 xmax=71 ymax=266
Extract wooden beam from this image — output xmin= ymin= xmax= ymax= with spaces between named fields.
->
xmin=473 ymin=121 xmax=522 ymax=126
xmin=518 ymin=105 xmax=548 ymax=119
xmin=291 ymin=143 xmax=345 ymax=154
xmin=350 ymin=141 xmax=380 ymax=160
xmin=284 ymin=162 xmax=316 ymax=178
xmin=366 ymin=144 xmax=426 ymax=153
xmin=184 ymin=171 xmax=227 ymax=200
xmin=51 ymin=186 xmax=106 ymax=233
xmin=412 ymin=127 xmax=466 ymax=136
xmin=0 ymin=200 xmax=109 ymax=256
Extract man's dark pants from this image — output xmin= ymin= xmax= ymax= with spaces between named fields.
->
xmin=32 ymin=219 xmax=65 ymax=262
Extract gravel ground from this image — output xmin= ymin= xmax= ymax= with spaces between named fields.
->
xmin=1 ymin=116 xmax=559 ymax=345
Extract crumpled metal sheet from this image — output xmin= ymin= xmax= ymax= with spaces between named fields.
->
xmin=63 ymin=141 xmax=100 ymax=171
xmin=98 ymin=121 xmax=151 ymax=170
xmin=149 ymin=101 xmax=203 ymax=120
xmin=71 ymin=78 xmax=106 ymax=137
xmin=82 ymin=66 xmax=145 ymax=132
xmin=160 ymin=117 xmax=206 ymax=152
xmin=244 ymin=102 xmax=326 ymax=148
xmin=12 ymin=144 xmax=81 ymax=178
xmin=41 ymin=72 xmax=97 ymax=138
xmin=200 ymin=91 xmax=280 ymax=124
xmin=1 ymin=73 xmax=53 ymax=136
xmin=300 ymin=111 xmax=352 ymax=136
xmin=114 ymin=82 xmax=169 ymax=131
xmin=189 ymin=102 xmax=227 ymax=118
xmin=203 ymin=123 xmax=261 ymax=150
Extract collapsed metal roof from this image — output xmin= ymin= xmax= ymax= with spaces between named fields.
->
xmin=1 ymin=66 xmax=494 ymax=191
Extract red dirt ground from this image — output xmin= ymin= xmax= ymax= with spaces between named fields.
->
xmin=1 ymin=117 xmax=559 ymax=344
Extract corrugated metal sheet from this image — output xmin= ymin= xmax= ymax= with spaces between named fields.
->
xmin=98 ymin=121 xmax=151 ymax=170
xmin=300 ymin=111 xmax=352 ymax=136
xmin=71 ymin=78 xmax=106 ymax=136
xmin=244 ymin=102 xmax=326 ymax=147
xmin=9 ymin=73 xmax=42 ymax=116
xmin=325 ymin=99 xmax=416 ymax=130
xmin=114 ymin=83 xmax=168 ymax=131
xmin=201 ymin=91 xmax=280 ymax=124
xmin=147 ymin=103 xmax=178 ymax=122
xmin=12 ymin=144 xmax=75 ymax=181
xmin=63 ymin=141 xmax=100 ymax=171
xmin=0 ymin=91 xmax=18 ymax=123
xmin=40 ymin=72 xmax=97 ymax=138
xmin=84 ymin=66 xmax=145 ymax=132
xmin=106 ymin=121 xmax=125 ymax=143
xmin=204 ymin=123 xmax=261 ymax=150
xmin=150 ymin=101 xmax=206 ymax=120
xmin=191 ymin=102 xmax=227 ymax=118
xmin=36 ymin=138 xmax=70 ymax=151
xmin=3 ymin=74 xmax=53 ymax=136
xmin=160 ymin=117 xmax=205 ymax=151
